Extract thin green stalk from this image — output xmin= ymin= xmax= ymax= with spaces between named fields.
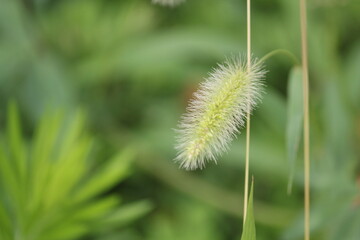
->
xmin=259 ymin=49 xmax=300 ymax=65
xmin=243 ymin=0 xmax=252 ymax=225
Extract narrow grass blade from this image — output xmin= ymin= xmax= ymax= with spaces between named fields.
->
xmin=29 ymin=111 xmax=63 ymax=210
xmin=72 ymin=148 xmax=134 ymax=203
xmin=241 ymin=179 xmax=256 ymax=240
xmin=286 ymin=67 xmax=303 ymax=194
xmin=99 ymin=200 xmax=153 ymax=229
xmin=71 ymin=195 xmax=121 ymax=221
xmin=7 ymin=101 xmax=26 ymax=183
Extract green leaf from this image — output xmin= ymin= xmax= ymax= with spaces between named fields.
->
xmin=29 ymin=111 xmax=63 ymax=211
xmin=44 ymin=136 xmax=93 ymax=209
xmin=241 ymin=180 xmax=256 ymax=240
xmin=0 ymin=103 xmax=144 ymax=239
xmin=0 ymin=143 xmax=20 ymax=205
xmin=41 ymin=223 xmax=88 ymax=240
xmin=286 ymin=67 xmax=303 ymax=193
xmin=100 ymin=200 xmax=153 ymax=228
xmin=7 ymin=101 xmax=26 ymax=183
xmin=72 ymin=148 xmax=134 ymax=203
xmin=71 ymin=195 xmax=121 ymax=221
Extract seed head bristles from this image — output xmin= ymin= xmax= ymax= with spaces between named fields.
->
xmin=175 ymin=55 xmax=266 ymax=170
xmin=151 ymin=0 xmax=186 ymax=7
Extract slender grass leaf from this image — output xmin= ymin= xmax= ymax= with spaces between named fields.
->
xmin=29 ymin=112 xmax=63 ymax=211
xmin=41 ymin=223 xmax=88 ymax=240
xmin=44 ymin=136 xmax=92 ymax=209
xmin=7 ymin=101 xmax=26 ymax=183
xmin=286 ymin=67 xmax=303 ymax=193
xmin=0 ymin=144 xmax=20 ymax=204
xmin=100 ymin=200 xmax=153 ymax=229
xmin=241 ymin=180 xmax=256 ymax=240
xmin=55 ymin=111 xmax=86 ymax=159
xmin=72 ymin=148 xmax=134 ymax=203
xmin=71 ymin=195 xmax=121 ymax=221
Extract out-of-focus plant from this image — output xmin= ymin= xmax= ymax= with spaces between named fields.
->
xmin=0 ymin=103 xmax=152 ymax=240
xmin=151 ymin=0 xmax=186 ymax=7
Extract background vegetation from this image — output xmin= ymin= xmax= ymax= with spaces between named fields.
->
xmin=0 ymin=0 xmax=359 ymax=239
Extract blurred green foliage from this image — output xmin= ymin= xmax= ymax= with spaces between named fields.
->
xmin=0 ymin=102 xmax=152 ymax=239
xmin=0 ymin=0 xmax=360 ymax=239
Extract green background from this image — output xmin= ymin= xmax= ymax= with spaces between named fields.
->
xmin=0 ymin=0 xmax=360 ymax=239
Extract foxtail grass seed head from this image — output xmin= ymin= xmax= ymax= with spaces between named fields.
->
xmin=175 ymin=55 xmax=266 ymax=170
xmin=151 ymin=0 xmax=186 ymax=7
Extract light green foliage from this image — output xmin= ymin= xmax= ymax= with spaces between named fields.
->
xmin=241 ymin=181 xmax=256 ymax=240
xmin=0 ymin=103 xmax=152 ymax=240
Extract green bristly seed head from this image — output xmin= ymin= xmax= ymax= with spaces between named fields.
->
xmin=175 ymin=55 xmax=266 ymax=170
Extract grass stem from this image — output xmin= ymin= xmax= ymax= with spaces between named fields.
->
xmin=259 ymin=49 xmax=300 ymax=65
xmin=243 ymin=0 xmax=251 ymax=226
